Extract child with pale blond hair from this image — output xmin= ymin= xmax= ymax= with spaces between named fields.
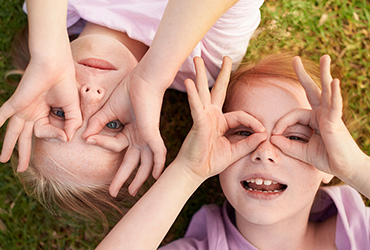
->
xmin=1 ymin=0 xmax=264 ymax=230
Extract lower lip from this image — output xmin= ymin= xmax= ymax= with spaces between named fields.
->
xmin=242 ymin=184 xmax=285 ymax=200
xmin=78 ymin=58 xmax=116 ymax=70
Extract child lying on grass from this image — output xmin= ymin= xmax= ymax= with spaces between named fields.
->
xmin=1 ymin=0 xmax=263 ymax=229
xmin=97 ymin=54 xmax=370 ymax=249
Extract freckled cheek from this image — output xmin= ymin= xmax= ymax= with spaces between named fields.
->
xmin=97 ymin=152 xmax=125 ymax=181
xmin=292 ymin=161 xmax=324 ymax=189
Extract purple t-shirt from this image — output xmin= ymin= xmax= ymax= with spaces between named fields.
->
xmin=161 ymin=185 xmax=370 ymax=249
xmin=23 ymin=0 xmax=264 ymax=91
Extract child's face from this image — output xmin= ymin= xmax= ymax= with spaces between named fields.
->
xmin=32 ymin=34 xmax=138 ymax=185
xmin=221 ymin=77 xmax=332 ymax=228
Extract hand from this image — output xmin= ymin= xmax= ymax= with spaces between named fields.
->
xmin=176 ymin=56 xmax=267 ymax=179
xmin=82 ymin=67 xmax=167 ymax=197
xmin=0 ymin=57 xmax=81 ymax=172
xmin=271 ymin=55 xmax=366 ymax=179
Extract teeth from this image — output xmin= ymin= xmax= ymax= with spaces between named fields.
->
xmin=263 ymin=180 xmax=272 ymax=185
xmin=255 ymin=178 xmax=263 ymax=185
xmin=247 ymin=188 xmax=282 ymax=193
xmin=246 ymin=178 xmax=275 ymax=186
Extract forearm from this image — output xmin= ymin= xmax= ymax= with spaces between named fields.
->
xmin=26 ymin=0 xmax=70 ymax=62
xmin=97 ymin=160 xmax=205 ymax=250
xmin=138 ymin=0 xmax=239 ymax=92
xmin=338 ymin=153 xmax=370 ymax=199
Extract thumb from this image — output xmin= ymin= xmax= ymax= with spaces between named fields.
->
xmin=82 ymin=106 xmax=117 ymax=140
xmin=85 ymin=133 xmax=129 ymax=153
xmin=34 ymin=117 xmax=68 ymax=142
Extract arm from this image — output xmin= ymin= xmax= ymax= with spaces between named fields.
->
xmin=83 ymin=0 xmax=241 ymax=196
xmin=25 ymin=0 xmax=81 ymax=140
xmin=0 ymin=0 xmax=82 ymax=171
xmin=96 ymin=57 xmax=267 ymax=249
xmin=271 ymin=55 xmax=370 ymax=198
xmin=27 ymin=0 xmax=70 ymax=63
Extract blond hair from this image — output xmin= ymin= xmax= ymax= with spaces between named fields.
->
xmin=8 ymin=25 xmax=139 ymax=232
xmin=224 ymin=53 xmax=343 ymax=186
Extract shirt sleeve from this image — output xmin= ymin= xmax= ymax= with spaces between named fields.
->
xmin=159 ymin=205 xmax=226 ymax=250
xmin=322 ymin=186 xmax=370 ymax=249
xmin=170 ymin=0 xmax=264 ymax=91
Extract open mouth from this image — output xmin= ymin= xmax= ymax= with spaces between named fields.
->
xmin=78 ymin=58 xmax=117 ymax=70
xmin=241 ymin=178 xmax=287 ymax=193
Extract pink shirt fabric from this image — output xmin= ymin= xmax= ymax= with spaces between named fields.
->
xmin=160 ymin=185 xmax=370 ymax=249
xmin=23 ymin=0 xmax=264 ymax=91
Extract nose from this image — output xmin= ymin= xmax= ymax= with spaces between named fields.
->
xmin=80 ymin=85 xmax=105 ymax=118
xmin=251 ymin=139 xmax=279 ymax=164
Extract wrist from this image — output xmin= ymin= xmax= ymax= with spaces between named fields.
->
xmin=135 ymin=50 xmax=177 ymax=92
xmin=170 ymin=158 xmax=207 ymax=187
xmin=337 ymin=154 xmax=370 ymax=190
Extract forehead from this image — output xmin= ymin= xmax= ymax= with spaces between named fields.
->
xmin=32 ymin=137 xmax=124 ymax=185
xmin=226 ymin=77 xmax=311 ymax=125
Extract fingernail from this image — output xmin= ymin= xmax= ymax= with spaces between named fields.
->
xmin=85 ymin=139 xmax=96 ymax=145
xmin=129 ymin=189 xmax=137 ymax=197
xmin=68 ymin=130 xmax=76 ymax=141
xmin=17 ymin=165 xmax=23 ymax=173
xmin=58 ymin=136 xmax=67 ymax=142
xmin=111 ymin=189 xmax=118 ymax=198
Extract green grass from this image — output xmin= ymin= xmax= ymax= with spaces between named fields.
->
xmin=0 ymin=0 xmax=369 ymax=248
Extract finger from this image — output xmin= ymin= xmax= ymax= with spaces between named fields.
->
xmin=320 ymin=55 xmax=333 ymax=110
xmin=128 ymin=147 xmax=153 ymax=196
xmin=148 ymin=134 xmax=166 ymax=180
xmin=193 ymin=57 xmax=211 ymax=106
xmin=292 ymin=56 xmax=321 ymax=108
xmin=224 ymin=111 xmax=266 ymax=133
xmin=270 ymin=135 xmax=308 ymax=163
xmin=320 ymin=55 xmax=333 ymax=88
xmin=185 ymin=78 xmax=204 ymax=121
xmin=231 ymin=132 xmax=268 ymax=162
xmin=17 ymin=121 xmax=33 ymax=172
xmin=82 ymin=106 xmax=117 ymax=139
xmin=272 ymin=109 xmax=311 ymax=135
xmin=330 ymin=79 xmax=342 ymax=119
xmin=34 ymin=117 xmax=67 ymax=142
xmin=211 ymin=56 xmax=232 ymax=108
xmin=0 ymin=116 xmax=24 ymax=162
xmin=85 ymin=132 xmax=129 ymax=153
xmin=109 ymin=146 xmax=141 ymax=197
xmin=63 ymin=101 xmax=83 ymax=141
xmin=0 ymin=101 xmax=16 ymax=128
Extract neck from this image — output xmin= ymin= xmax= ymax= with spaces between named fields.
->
xmin=79 ymin=22 xmax=148 ymax=62
xmin=236 ymin=207 xmax=317 ymax=249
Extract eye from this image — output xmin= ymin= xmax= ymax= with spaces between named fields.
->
xmin=283 ymin=125 xmax=312 ymax=143
xmin=236 ymin=131 xmax=253 ymax=137
xmin=50 ymin=108 xmax=65 ymax=118
xmin=286 ymin=135 xmax=308 ymax=143
xmin=105 ymin=120 xmax=124 ymax=131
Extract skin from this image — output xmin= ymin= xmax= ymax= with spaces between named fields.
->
xmin=1 ymin=0 xmax=242 ymax=196
xmin=96 ymin=55 xmax=369 ymax=250
xmin=32 ymin=24 xmax=143 ymax=185
xmin=221 ymin=78 xmax=335 ymax=249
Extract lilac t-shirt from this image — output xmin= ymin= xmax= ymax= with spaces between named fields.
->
xmin=161 ymin=185 xmax=370 ymax=249
xmin=23 ymin=0 xmax=264 ymax=91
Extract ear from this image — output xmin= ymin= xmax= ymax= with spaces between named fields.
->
xmin=322 ymin=173 xmax=334 ymax=184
